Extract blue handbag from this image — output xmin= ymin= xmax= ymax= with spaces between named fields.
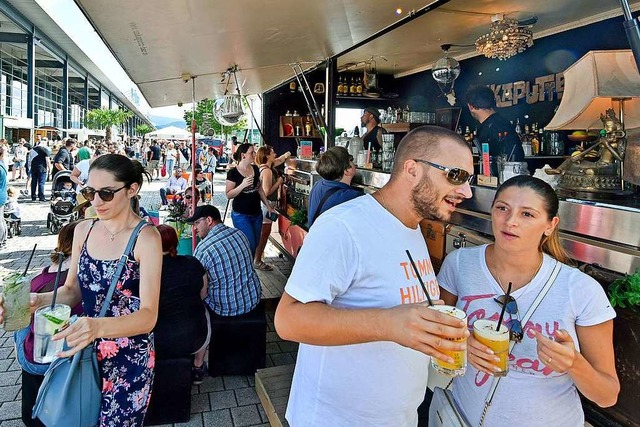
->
xmin=32 ymin=220 xmax=147 ymax=427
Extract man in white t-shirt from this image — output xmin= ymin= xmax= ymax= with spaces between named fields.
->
xmin=275 ymin=126 xmax=475 ymax=426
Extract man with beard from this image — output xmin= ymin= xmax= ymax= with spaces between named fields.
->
xmin=361 ymin=107 xmax=384 ymax=151
xmin=275 ymin=126 xmax=474 ymax=427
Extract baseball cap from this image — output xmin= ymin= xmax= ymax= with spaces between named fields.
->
xmin=363 ymin=107 xmax=381 ymax=122
xmin=184 ymin=205 xmax=221 ymax=223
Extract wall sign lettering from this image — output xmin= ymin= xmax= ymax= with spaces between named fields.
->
xmin=489 ymin=73 xmax=564 ymax=108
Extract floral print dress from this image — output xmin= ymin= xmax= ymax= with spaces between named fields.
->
xmin=78 ymin=221 xmax=155 ymax=427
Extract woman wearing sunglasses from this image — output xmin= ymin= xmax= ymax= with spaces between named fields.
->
xmin=436 ymin=175 xmax=619 ymax=426
xmin=16 ymin=154 xmax=161 ymax=425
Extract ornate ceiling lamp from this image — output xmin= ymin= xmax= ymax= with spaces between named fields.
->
xmin=475 ymin=14 xmax=534 ymax=60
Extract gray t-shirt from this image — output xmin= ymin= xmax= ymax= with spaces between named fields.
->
xmin=437 ymin=245 xmax=616 ymax=427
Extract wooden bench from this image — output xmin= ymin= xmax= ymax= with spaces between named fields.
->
xmin=255 ymin=364 xmax=294 ymax=427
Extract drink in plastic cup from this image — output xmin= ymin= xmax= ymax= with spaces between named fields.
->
xmin=34 ymin=304 xmax=71 ymax=363
xmin=473 ymin=319 xmax=510 ymax=377
xmin=429 ymin=305 xmax=467 ymax=377
xmin=1 ymin=272 xmax=31 ymax=332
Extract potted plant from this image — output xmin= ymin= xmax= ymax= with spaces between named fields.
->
xmin=582 ymin=270 xmax=640 ymax=426
xmin=165 ymin=197 xmax=194 ymax=255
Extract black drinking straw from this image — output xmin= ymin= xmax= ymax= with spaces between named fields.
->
xmin=496 ymin=282 xmax=512 ymax=331
xmin=405 ymin=250 xmax=434 ymax=306
xmin=22 ymin=244 xmax=37 ymax=277
xmin=50 ymin=253 xmax=65 ymax=309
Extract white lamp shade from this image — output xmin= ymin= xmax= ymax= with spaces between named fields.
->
xmin=546 ymin=50 xmax=640 ymax=130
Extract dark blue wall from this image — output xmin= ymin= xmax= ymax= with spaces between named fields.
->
xmin=396 ymin=15 xmax=633 ymax=131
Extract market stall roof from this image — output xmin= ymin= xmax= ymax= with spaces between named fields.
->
xmin=73 ymin=0 xmax=640 ymax=107
xmin=145 ymin=126 xmax=192 ymax=140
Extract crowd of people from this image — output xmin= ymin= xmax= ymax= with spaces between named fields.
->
xmin=0 ymin=124 xmax=621 ymax=426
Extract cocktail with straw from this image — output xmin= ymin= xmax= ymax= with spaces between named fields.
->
xmin=33 ymin=252 xmax=71 ymax=363
xmin=1 ymin=244 xmax=37 ymax=332
xmin=473 ymin=282 xmax=512 ymax=377
xmin=406 ymin=250 xmax=468 ymax=377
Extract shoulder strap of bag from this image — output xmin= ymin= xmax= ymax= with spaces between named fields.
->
xmin=311 ymin=187 xmax=342 ymax=224
xmin=98 ymin=220 xmax=148 ymax=318
xmin=477 ymin=260 xmax=561 ymax=427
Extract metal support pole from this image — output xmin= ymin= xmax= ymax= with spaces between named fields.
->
xmin=26 ymin=34 xmax=35 ymax=122
xmin=325 ymin=58 xmax=338 ymax=149
xmin=620 ymin=0 xmax=640 ymax=73
xmin=62 ymin=57 xmax=68 ymax=136
xmin=190 ymin=76 xmax=198 ymax=251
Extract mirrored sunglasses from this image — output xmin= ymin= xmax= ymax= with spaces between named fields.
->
xmin=494 ymin=294 xmax=524 ymax=343
xmin=413 ymin=159 xmax=473 ymax=186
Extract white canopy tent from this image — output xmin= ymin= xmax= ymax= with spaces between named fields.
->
xmin=145 ymin=126 xmax=194 ymax=140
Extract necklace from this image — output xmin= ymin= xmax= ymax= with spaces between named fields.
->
xmin=490 ymin=250 xmax=544 ymax=293
xmin=103 ymin=221 xmax=131 ymax=242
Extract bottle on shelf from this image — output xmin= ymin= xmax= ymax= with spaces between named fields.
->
xmin=403 ymin=105 xmax=410 ymax=123
xmin=305 ymin=117 xmax=312 ymax=137
xmin=349 ymin=77 xmax=357 ymax=97
xmin=356 ymin=77 xmax=363 ymax=96
xmin=515 ymin=118 xmax=522 ymax=136
xmin=337 ymin=76 xmax=344 ymax=95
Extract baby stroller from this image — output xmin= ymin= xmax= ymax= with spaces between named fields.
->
xmin=47 ymin=170 xmax=78 ymax=234
xmin=3 ymin=208 xmax=21 ymax=238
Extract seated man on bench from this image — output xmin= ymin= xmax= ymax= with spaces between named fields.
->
xmin=159 ymin=167 xmax=188 ymax=209
xmin=187 ymin=205 xmax=262 ymax=378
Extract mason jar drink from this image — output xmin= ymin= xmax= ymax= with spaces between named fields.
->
xmin=473 ymin=319 xmax=510 ymax=377
xmin=1 ymin=272 xmax=31 ymax=332
xmin=429 ymin=305 xmax=467 ymax=376
xmin=34 ymin=304 xmax=71 ymax=363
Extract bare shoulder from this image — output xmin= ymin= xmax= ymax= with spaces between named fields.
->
xmin=73 ymin=219 xmax=94 ymax=242
xmin=138 ymin=223 xmax=161 ymax=242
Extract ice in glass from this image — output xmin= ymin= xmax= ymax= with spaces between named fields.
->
xmin=1 ymin=272 xmax=31 ymax=332
xmin=429 ymin=305 xmax=467 ymax=377
xmin=33 ymin=304 xmax=71 ymax=363
xmin=473 ymin=319 xmax=510 ymax=377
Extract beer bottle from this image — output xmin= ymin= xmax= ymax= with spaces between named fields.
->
xmin=349 ymin=77 xmax=357 ymax=97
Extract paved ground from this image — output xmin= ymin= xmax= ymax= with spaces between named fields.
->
xmin=0 ymin=172 xmax=298 ymax=427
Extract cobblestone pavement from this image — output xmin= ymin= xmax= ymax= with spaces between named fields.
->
xmin=0 ymin=172 xmax=297 ymax=426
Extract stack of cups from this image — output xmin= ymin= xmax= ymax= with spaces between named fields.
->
xmin=382 ymin=134 xmax=395 ymax=173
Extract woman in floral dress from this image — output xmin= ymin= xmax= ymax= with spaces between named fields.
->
xmin=28 ymin=154 xmax=162 ymax=425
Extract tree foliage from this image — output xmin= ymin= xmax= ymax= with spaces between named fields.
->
xmin=135 ymin=124 xmax=155 ymax=139
xmin=84 ymin=108 xmax=134 ymax=142
xmin=183 ymin=98 xmax=246 ymax=138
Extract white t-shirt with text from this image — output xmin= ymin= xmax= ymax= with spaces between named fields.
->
xmin=285 ymin=195 xmax=439 ymax=427
xmin=437 ymin=245 xmax=616 ymax=427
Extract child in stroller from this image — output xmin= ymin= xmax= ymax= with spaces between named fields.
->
xmin=4 ymin=188 xmax=22 ymax=238
xmin=47 ymin=171 xmax=78 ymax=234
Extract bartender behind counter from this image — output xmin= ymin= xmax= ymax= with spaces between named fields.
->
xmin=361 ymin=107 xmax=384 ymax=152
xmin=466 ymin=85 xmax=525 ymax=161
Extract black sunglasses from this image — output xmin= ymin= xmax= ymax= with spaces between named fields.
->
xmin=80 ymin=185 xmax=127 ymax=202
xmin=184 ymin=195 xmax=192 ymax=200
xmin=413 ymin=159 xmax=473 ymax=186
xmin=494 ymin=295 xmax=524 ymax=343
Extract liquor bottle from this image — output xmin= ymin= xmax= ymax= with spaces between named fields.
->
xmin=403 ymin=105 xmax=410 ymax=123
xmin=515 ymin=118 xmax=522 ymax=136
xmin=305 ymin=117 xmax=312 ymax=136
xmin=337 ymin=76 xmax=344 ymax=95
xmin=354 ymin=126 xmax=360 ymax=137
xmin=349 ymin=77 xmax=357 ymax=97
xmin=356 ymin=77 xmax=363 ymax=96
xmin=464 ymin=126 xmax=471 ymax=143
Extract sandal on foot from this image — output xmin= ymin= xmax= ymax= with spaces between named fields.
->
xmin=254 ymin=261 xmax=273 ymax=271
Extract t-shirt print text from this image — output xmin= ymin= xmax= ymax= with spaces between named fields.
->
xmin=398 ymin=257 xmax=439 ymax=304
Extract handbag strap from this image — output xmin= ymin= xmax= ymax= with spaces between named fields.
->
xmin=98 ymin=220 xmax=147 ymax=318
xmin=477 ymin=260 xmax=561 ymax=427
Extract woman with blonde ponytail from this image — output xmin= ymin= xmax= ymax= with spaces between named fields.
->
xmin=435 ymin=175 xmax=619 ymax=426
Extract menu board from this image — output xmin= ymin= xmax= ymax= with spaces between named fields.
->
xmin=300 ymin=140 xmax=313 ymax=159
